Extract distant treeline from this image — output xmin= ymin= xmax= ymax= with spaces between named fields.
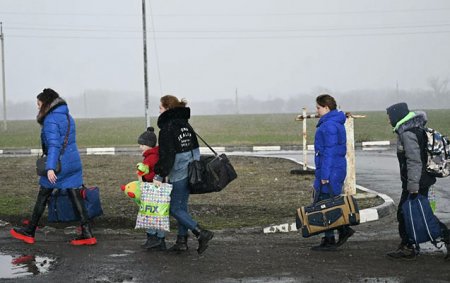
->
xmin=2 ymin=87 xmax=449 ymax=120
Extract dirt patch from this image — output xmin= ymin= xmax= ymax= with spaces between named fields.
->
xmin=0 ymin=155 xmax=383 ymax=230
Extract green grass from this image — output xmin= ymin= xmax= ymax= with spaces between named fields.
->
xmin=0 ymin=110 xmax=449 ymax=148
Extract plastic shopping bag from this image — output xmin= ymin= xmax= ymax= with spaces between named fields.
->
xmin=135 ymin=182 xmax=172 ymax=232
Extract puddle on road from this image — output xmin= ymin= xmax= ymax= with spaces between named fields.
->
xmin=0 ymin=252 xmax=55 ymax=279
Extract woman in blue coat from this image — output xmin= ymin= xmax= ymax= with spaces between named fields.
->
xmin=311 ymin=94 xmax=354 ymax=251
xmin=10 ymin=88 xmax=96 ymax=246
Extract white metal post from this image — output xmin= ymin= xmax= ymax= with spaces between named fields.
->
xmin=302 ymin=108 xmax=307 ymax=170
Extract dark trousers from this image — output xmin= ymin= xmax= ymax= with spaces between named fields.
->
xmin=397 ymin=186 xmax=448 ymax=245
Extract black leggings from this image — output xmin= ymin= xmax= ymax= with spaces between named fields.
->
xmin=30 ymin=186 xmax=53 ymax=226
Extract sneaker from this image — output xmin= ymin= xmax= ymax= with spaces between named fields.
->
xmin=336 ymin=227 xmax=355 ymax=247
xmin=311 ymin=237 xmax=337 ymax=251
xmin=386 ymin=244 xmax=416 ymax=260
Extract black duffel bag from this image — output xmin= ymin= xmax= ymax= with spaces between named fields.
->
xmin=188 ymin=133 xmax=237 ymax=194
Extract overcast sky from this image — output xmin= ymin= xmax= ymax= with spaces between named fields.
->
xmin=0 ymin=0 xmax=450 ymax=105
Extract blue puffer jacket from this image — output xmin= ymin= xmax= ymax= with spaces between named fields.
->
xmin=39 ymin=103 xmax=83 ymax=189
xmin=314 ymin=110 xmax=347 ymax=195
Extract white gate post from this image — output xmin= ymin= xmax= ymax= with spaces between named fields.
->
xmin=344 ymin=115 xmax=356 ymax=195
xmin=302 ymin=108 xmax=307 ymax=171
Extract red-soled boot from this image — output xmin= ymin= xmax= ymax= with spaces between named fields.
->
xmin=10 ymin=225 xmax=36 ymax=244
xmin=70 ymin=223 xmax=97 ymax=246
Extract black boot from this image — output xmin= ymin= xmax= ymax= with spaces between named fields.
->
xmin=336 ymin=226 xmax=355 ymax=247
xmin=193 ymin=226 xmax=214 ymax=255
xmin=311 ymin=237 xmax=337 ymax=251
xmin=10 ymin=187 xmax=52 ymax=244
xmin=141 ymin=233 xmax=154 ymax=248
xmin=168 ymin=235 xmax=189 ymax=252
xmin=10 ymin=224 xmax=37 ymax=244
xmin=69 ymin=189 xmax=97 ymax=246
xmin=144 ymin=234 xmax=166 ymax=251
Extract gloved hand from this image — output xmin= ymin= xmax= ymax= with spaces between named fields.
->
xmin=136 ymin=162 xmax=150 ymax=176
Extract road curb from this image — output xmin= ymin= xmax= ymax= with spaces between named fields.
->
xmin=0 ymin=142 xmax=393 ymax=156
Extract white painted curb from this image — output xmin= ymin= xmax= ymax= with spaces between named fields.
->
xmin=86 ymin=147 xmax=115 ymax=155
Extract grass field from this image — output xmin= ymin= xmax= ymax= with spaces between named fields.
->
xmin=0 ymin=110 xmax=449 ymax=148
xmin=0 ymin=155 xmax=382 ymax=230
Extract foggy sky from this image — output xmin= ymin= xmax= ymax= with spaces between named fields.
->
xmin=0 ymin=0 xmax=450 ymax=113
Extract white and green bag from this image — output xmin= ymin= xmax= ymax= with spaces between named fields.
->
xmin=135 ymin=182 xmax=172 ymax=232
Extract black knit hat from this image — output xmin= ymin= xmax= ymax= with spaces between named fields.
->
xmin=386 ymin=102 xmax=410 ymax=127
xmin=138 ymin=127 xmax=157 ymax=147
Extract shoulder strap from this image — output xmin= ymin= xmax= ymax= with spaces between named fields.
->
xmin=189 ymin=125 xmax=218 ymax=156
xmin=40 ymin=114 xmax=71 ymax=158
xmin=59 ymin=114 xmax=71 ymax=157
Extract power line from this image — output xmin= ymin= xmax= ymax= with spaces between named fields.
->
xmin=6 ymin=29 xmax=450 ymax=40
xmin=5 ymin=22 xmax=450 ymax=34
xmin=1 ymin=7 xmax=450 ymax=17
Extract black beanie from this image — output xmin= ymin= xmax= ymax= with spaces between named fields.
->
xmin=138 ymin=127 xmax=157 ymax=147
xmin=386 ymin=102 xmax=410 ymax=127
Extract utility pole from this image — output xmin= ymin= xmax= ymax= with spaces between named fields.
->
xmin=141 ymin=0 xmax=150 ymax=127
xmin=235 ymin=88 xmax=239 ymax=114
xmin=0 ymin=22 xmax=7 ymax=131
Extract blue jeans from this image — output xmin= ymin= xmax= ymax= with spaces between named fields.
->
xmin=146 ymin=228 xmax=166 ymax=238
xmin=170 ymin=177 xmax=198 ymax=236
xmin=146 ymin=178 xmax=197 ymax=238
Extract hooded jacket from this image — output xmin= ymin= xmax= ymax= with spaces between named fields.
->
xmin=39 ymin=99 xmax=83 ymax=189
xmin=154 ymin=107 xmax=200 ymax=181
xmin=314 ymin=110 xmax=347 ymax=195
xmin=389 ymin=110 xmax=436 ymax=193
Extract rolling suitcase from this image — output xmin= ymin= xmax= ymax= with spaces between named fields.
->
xmin=296 ymin=194 xmax=360 ymax=238
xmin=402 ymin=194 xmax=442 ymax=246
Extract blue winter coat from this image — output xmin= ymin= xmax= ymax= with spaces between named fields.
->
xmin=39 ymin=104 xmax=83 ymax=189
xmin=314 ymin=110 xmax=347 ymax=195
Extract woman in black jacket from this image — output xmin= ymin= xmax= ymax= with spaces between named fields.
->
xmin=148 ymin=95 xmax=213 ymax=255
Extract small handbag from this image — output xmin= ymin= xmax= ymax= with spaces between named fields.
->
xmin=36 ymin=114 xmax=70 ymax=176
xmin=188 ymin=132 xmax=237 ymax=194
xmin=47 ymin=186 xmax=103 ymax=223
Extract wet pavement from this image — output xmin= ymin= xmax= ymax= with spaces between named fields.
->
xmin=0 ymin=252 xmax=55 ymax=279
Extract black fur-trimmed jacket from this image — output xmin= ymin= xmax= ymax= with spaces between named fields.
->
xmin=154 ymin=107 xmax=199 ymax=178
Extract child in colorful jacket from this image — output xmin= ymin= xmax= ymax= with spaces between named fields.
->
xmin=136 ymin=127 xmax=165 ymax=250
